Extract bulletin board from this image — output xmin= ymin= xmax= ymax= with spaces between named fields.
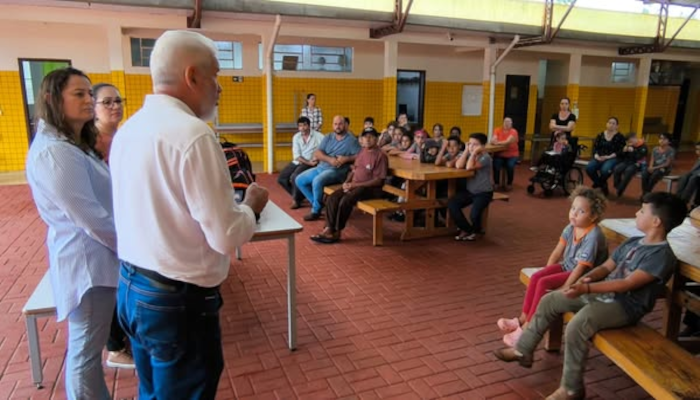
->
xmin=461 ymin=85 xmax=483 ymax=116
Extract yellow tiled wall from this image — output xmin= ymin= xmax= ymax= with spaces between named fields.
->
xmin=645 ymin=86 xmax=680 ymax=138
xmin=540 ymin=85 xmax=680 ymax=156
xmin=0 ymin=69 xmax=685 ymax=172
xmin=218 ymin=76 xmax=263 ymax=124
xmin=272 ymin=76 xmax=384 ymax=130
xmin=124 ymin=74 xmax=153 ymax=119
xmin=0 ymin=71 xmax=29 ymax=172
xmin=424 ymin=81 xmax=486 ymax=137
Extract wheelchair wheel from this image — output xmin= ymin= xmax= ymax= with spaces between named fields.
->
xmin=563 ymin=167 xmax=584 ymax=195
xmin=527 ymin=185 xmax=535 ymax=194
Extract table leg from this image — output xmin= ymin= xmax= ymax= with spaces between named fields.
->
xmin=26 ymin=315 xmax=44 ymax=389
xmin=235 ymin=247 xmax=242 ymax=260
xmin=544 ymin=315 xmax=563 ymax=352
xmin=287 ymin=235 xmax=297 ymax=351
xmin=663 ymin=273 xmax=685 ymax=341
xmin=402 ymin=180 xmax=417 ymax=240
xmin=425 ymin=181 xmax=436 ymax=233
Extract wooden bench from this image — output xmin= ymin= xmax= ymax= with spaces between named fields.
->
xmin=22 ymin=271 xmax=56 ymax=389
xmin=323 ymin=184 xmax=402 ymax=246
xmin=357 ymin=199 xmax=401 ymax=246
xmin=480 ymin=192 xmax=509 ymax=233
xmin=323 ymin=183 xmax=343 ymax=196
xmin=572 ymin=159 xmax=679 ymax=192
xmin=519 ymin=267 xmax=700 ymax=399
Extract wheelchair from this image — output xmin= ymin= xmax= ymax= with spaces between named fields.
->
xmin=527 ymin=136 xmax=586 ymax=197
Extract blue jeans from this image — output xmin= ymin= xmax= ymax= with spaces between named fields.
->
xmin=117 ymin=262 xmax=224 ymax=400
xmin=294 ymin=167 xmax=348 ymax=213
xmin=66 ymin=286 xmax=115 ymax=400
xmin=586 ymin=158 xmax=618 ymax=188
xmin=493 ymin=157 xmax=518 ymax=185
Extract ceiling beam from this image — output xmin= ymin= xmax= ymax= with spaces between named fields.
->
xmin=187 ymin=0 xmax=202 ymax=28
xmin=514 ymin=0 xmax=577 ymax=49
xmin=370 ymin=0 xmax=413 ymax=39
xmin=619 ymin=1 xmax=698 ymax=55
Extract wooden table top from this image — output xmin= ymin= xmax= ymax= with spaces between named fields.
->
xmin=387 ymin=143 xmax=505 ymax=181
xmin=388 ymin=157 xmax=474 ymax=180
xmin=599 ymin=218 xmax=700 ymax=282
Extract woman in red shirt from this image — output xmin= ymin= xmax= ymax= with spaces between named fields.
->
xmin=491 ymin=117 xmax=519 ymax=191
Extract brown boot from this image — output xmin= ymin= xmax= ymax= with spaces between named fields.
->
xmin=493 ymin=347 xmax=533 ymax=368
xmin=545 ymin=386 xmax=585 ymax=400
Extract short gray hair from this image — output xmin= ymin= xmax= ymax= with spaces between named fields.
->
xmin=150 ymin=30 xmax=218 ymax=88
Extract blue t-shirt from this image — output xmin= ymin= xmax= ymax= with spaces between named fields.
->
xmin=317 ymin=133 xmax=361 ymax=172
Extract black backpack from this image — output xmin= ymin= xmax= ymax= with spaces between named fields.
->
xmin=220 ymin=140 xmax=255 ymax=201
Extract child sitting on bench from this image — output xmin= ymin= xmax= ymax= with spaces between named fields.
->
xmin=494 ymin=192 xmax=687 ymax=400
xmin=311 ymin=128 xmax=388 ymax=244
xmin=448 ymin=133 xmax=493 ymax=241
xmin=497 ymin=186 xmax=608 ymax=346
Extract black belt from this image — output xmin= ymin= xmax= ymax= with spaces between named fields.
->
xmin=122 ymin=262 xmax=219 ymax=295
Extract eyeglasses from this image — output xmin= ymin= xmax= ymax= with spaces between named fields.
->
xmin=96 ymin=98 xmax=125 ymax=108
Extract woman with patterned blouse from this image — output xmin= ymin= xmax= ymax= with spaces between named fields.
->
xmin=301 ymin=93 xmax=323 ymax=132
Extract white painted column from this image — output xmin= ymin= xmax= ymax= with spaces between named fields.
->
xmin=382 ymin=40 xmax=398 ymax=124
xmin=483 ymin=45 xmax=496 ymax=138
xmin=567 ymin=53 xmax=582 ymax=120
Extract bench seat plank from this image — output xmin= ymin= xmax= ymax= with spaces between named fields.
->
xmin=323 ymin=184 xmax=343 ymax=196
xmin=357 ymin=199 xmax=400 ymax=215
xmin=593 ymin=324 xmax=700 ymax=400
xmin=22 ymin=272 xmax=55 ymax=316
xmin=519 ymin=267 xmax=700 ymax=399
xmin=357 ymin=199 xmax=401 ymax=246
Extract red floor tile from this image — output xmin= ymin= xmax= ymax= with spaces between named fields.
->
xmin=0 ymin=152 xmax=695 ymax=399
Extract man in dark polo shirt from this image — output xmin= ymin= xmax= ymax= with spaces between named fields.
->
xmin=311 ymin=127 xmax=388 ymax=244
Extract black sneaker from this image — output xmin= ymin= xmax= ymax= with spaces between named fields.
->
xmin=303 ymin=212 xmax=321 ymax=221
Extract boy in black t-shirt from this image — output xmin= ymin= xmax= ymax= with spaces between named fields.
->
xmin=494 ymin=192 xmax=687 ymax=400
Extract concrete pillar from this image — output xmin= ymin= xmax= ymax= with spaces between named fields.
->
xmin=382 ymin=41 xmax=398 ymax=124
xmin=567 ymin=53 xmax=582 ymax=120
xmin=106 ymin=24 xmax=127 ymax=114
xmin=483 ymin=45 xmax=496 ymax=135
xmin=632 ymin=57 xmax=652 ymax=137
xmin=260 ymin=33 xmax=274 ymax=172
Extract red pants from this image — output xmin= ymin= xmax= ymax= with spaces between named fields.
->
xmin=522 ymin=264 xmax=570 ymax=321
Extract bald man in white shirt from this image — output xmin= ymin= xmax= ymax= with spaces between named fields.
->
xmin=110 ymin=30 xmax=268 ymax=399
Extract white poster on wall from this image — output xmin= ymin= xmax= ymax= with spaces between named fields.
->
xmin=461 ymin=85 xmax=483 ymax=116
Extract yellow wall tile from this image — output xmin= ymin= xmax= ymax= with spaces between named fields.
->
xmin=217 ymin=76 xmax=263 ymax=124
xmin=0 ymin=70 xmax=29 ymax=172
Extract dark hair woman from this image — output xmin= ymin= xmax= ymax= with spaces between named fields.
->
xmin=25 ymin=67 xmax=119 ymax=399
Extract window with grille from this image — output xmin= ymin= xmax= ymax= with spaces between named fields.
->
xmin=130 ymin=38 xmax=242 ymax=69
xmin=216 ymin=41 xmax=243 ymax=69
xmin=130 ymin=38 xmax=156 ymax=67
xmin=611 ymin=62 xmax=635 ymax=83
xmin=259 ymin=44 xmax=353 ymax=72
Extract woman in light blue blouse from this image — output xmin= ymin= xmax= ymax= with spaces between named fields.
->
xmin=25 ymin=68 xmax=118 ymax=400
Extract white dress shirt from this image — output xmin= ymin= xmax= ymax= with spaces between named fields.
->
xmin=25 ymin=120 xmax=119 ymax=321
xmin=292 ymin=130 xmax=324 ymax=165
xmin=110 ymin=95 xmax=256 ymax=287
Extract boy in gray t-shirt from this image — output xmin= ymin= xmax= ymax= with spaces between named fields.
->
xmin=448 ymin=133 xmax=494 ymax=241
xmin=494 ymin=192 xmax=687 ymax=400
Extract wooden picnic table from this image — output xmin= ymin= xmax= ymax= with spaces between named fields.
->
xmin=599 ymin=218 xmax=700 ymax=344
xmin=386 ymin=143 xmax=507 ymax=240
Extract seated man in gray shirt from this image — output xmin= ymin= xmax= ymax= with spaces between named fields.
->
xmin=295 ymin=115 xmax=361 ymax=221
xmin=448 ymin=133 xmax=494 ymax=241
xmin=494 ymin=192 xmax=686 ymax=400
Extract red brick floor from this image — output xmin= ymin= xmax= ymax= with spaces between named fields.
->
xmin=0 ymin=153 xmax=696 ymax=399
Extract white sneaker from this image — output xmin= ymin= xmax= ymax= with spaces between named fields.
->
xmin=106 ymin=350 xmax=136 ymax=369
